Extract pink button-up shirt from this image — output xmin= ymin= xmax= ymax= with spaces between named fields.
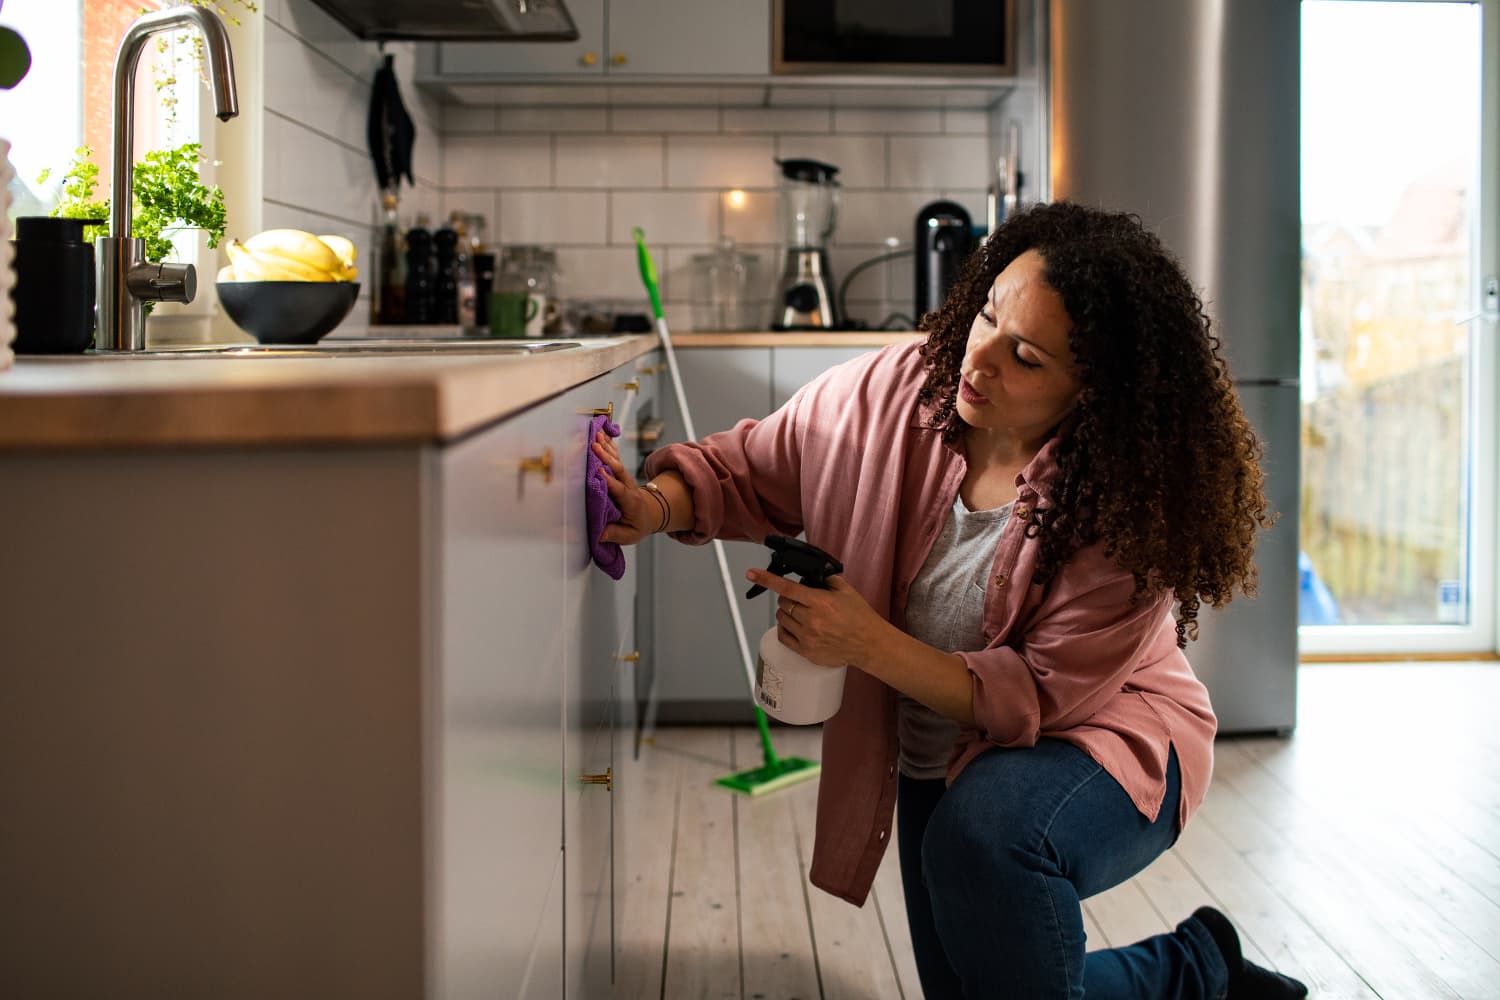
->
xmin=644 ymin=342 xmax=1217 ymax=906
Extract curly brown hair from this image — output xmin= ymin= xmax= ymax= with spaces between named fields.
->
xmin=917 ymin=201 xmax=1275 ymax=646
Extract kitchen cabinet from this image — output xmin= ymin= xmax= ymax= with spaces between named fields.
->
xmin=439 ymin=392 xmax=567 ymax=997
xmin=0 ymin=348 xmax=664 ymax=999
xmin=427 ymin=0 xmax=769 ymax=80
xmin=651 ymin=344 xmax=878 ymax=722
xmin=561 ymin=362 xmax=655 ymax=998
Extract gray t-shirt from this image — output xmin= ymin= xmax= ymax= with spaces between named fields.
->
xmin=897 ymin=493 xmax=1013 ymax=779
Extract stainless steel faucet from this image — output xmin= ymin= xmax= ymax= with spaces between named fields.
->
xmin=96 ymin=6 xmax=239 ymax=353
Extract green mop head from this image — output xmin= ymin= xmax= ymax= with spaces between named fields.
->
xmin=716 ymin=754 xmax=820 ymax=796
xmin=715 ymin=705 xmax=821 ymax=796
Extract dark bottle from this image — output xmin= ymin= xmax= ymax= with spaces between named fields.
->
xmin=433 ymin=225 xmax=459 ymax=325
xmin=372 ymin=192 xmax=406 ymax=325
xmin=404 ymin=226 xmax=436 ymax=324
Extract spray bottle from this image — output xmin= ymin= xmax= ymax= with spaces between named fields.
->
xmin=746 ymin=535 xmax=846 ymax=725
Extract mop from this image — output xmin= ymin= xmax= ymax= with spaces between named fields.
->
xmin=632 ymin=227 xmax=821 ymax=796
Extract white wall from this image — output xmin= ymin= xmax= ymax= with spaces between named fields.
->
xmin=438 ymin=103 xmax=993 ymax=331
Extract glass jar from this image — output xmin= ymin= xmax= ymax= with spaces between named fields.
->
xmin=493 ymin=245 xmax=558 ymax=337
xmin=690 ymin=238 xmax=760 ymax=331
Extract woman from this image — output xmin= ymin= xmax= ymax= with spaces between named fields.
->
xmin=593 ymin=202 xmax=1308 ymax=1000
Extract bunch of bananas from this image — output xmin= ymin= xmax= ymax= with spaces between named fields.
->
xmin=218 ymin=229 xmax=359 ymax=283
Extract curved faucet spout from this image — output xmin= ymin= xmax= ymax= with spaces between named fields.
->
xmin=98 ymin=5 xmax=239 ymax=353
xmin=110 ymin=5 xmax=239 ymax=240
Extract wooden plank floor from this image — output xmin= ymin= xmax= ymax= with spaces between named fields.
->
xmin=618 ymin=662 xmax=1500 ymax=999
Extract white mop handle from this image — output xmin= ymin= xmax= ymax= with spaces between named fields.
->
xmin=654 ymin=316 xmax=761 ymax=700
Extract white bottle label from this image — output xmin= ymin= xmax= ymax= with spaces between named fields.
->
xmin=756 ymin=655 xmax=783 ymax=711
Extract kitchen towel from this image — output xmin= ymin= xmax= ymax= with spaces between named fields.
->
xmin=586 ymin=413 xmax=626 ymax=580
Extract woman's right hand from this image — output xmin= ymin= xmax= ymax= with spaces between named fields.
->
xmin=592 ymin=429 xmax=660 ymax=546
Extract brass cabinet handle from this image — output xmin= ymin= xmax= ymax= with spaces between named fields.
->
xmin=639 ymin=363 xmax=667 ymax=376
xmin=612 ymin=52 xmax=627 ymax=66
xmin=618 ymin=379 xmax=640 ymax=392
xmin=581 ymin=767 xmax=613 ymax=791
xmin=617 ymin=651 xmax=641 ymax=663
xmin=630 ymin=417 xmax=665 ymax=444
xmin=580 ymin=402 xmax=613 ymax=419
xmin=520 ymin=448 xmax=554 ymax=484
xmin=581 ymin=52 xmax=598 ymax=66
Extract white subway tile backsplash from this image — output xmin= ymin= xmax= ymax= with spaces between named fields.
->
xmin=443 ymin=105 xmax=498 ymax=133
xmin=721 ymin=108 xmax=832 ymax=134
xmin=501 ymin=190 xmax=608 ymax=245
xmin=441 ymin=191 xmax=500 ymax=238
xmin=834 ymin=109 xmax=941 ymax=134
xmin=889 ymin=135 xmax=990 ymax=189
xmin=721 ymin=189 xmax=779 ymax=246
xmin=262 ymin=113 xmax=289 ymax=205
xmin=830 ymin=244 xmax=890 ymax=303
xmin=274 ymin=0 xmax=373 ymax=82
xmin=555 ymin=246 xmax=652 ymax=301
xmin=445 ymin=134 xmax=552 ymax=189
xmin=943 ymin=191 xmax=990 ymax=234
xmin=666 ymin=136 xmax=777 ymax=189
xmin=610 ymin=107 xmax=719 ymax=133
xmin=834 ymin=191 xmax=936 ymax=246
xmin=265 ymin=21 xmax=368 ymax=151
xmin=272 ymin=123 xmax=375 ymax=226
xmin=611 ymin=191 xmax=719 ymax=246
xmin=774 ymin=134 xmax=886 ymax=189
xmin=556 ymin=135 xmax=663 ymax=188
xmin=662 ymin=301 xmax=696 ymax=332
xmin=942 ymin=110 xmax=989 ymax=134
xmin=499 ymin=107 xmax=608 ymax=133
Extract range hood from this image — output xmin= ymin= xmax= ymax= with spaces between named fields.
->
xmin=304 ymin=0 xmax=579 ymax=42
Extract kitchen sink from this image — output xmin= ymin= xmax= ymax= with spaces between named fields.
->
xmin=98 ymin=339 xmax=585 ymax=358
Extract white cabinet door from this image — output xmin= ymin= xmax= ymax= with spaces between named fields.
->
xmin=519 ymin=851 xmax=565 ymax=999
xmin=770 ymin=346 xmax=881 ymax=409
xmin=652 ymin=348 xmax=775 ymax=720
xmin=562 ymin=372 xmax=631 ymax=998
xmin=431 ymin=0 xmax=768 ymax=79
xmin=437 ymin=399 xmax=568 ymax=999
xmin=436 ymin=0 xmax=607 ymax=76
xmin=606 ymin=0 xmax=771 ymax=76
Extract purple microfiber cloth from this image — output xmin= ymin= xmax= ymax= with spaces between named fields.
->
xmin=586 ymin=413 xmax=626 ymax=580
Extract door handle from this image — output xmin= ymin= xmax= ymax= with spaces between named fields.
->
xmin=581 ymin=767 xmax=613 ymax=791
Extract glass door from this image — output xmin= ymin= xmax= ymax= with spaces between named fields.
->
xmin=1299 ymin=0 xmax=1497 ymax=655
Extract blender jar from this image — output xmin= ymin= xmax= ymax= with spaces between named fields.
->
xmin=690 ymin=239 xmax=759 ymax=331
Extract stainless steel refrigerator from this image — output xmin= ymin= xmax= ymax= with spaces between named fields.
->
xmin=1047 ymin=0 xmax=1302 ymax=733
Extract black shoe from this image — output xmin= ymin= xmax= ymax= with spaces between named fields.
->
xmin=1191 ymin=906 xmax=1309 ymax=999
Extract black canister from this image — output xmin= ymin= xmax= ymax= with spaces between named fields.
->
xmin=12 ymin=216 xmax=104 ymax=354
xmin=472 ymin=252 xmax=496 ymax=332
xmin=404 ymin=226 xmax=436 ymax=324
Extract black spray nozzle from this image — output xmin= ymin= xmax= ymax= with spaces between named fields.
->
xmin=746 ymin=535 xmax=844 ymax=599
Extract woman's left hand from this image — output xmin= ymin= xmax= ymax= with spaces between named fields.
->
xmin=745 ymin=569 xmax=887 ymax=669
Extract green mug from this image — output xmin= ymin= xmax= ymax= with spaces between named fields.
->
xmin=489 ymin=291 xmax=540 ymax=338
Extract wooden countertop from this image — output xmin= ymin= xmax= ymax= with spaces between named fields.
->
xmin=671 ymin=331 xmax=923 ymax=347
xmin=0 ymin=336 xmax=656 ymax=451
xmin=0 ymin=331 xmax=923 ymax=451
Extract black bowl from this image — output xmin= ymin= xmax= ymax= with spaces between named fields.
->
xmin=216 ymin=281 xmax=360 ymax=344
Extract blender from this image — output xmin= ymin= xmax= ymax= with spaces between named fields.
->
xmin=773 ymin=158 xmax=841 ymax=330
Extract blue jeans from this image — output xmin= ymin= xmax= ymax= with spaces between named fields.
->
xmin=897 ymin=740 xmax=1228 ymax=999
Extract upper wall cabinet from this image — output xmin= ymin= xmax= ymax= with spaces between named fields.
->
xmin=430 ymin=0 xmax=770 ymax=79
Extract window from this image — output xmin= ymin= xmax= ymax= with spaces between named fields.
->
xmin=1299 ymin=0 xmax=1496 ymax=653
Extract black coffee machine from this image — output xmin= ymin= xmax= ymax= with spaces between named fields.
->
xmin=914 ymin=200 xmax=975 ymax=321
